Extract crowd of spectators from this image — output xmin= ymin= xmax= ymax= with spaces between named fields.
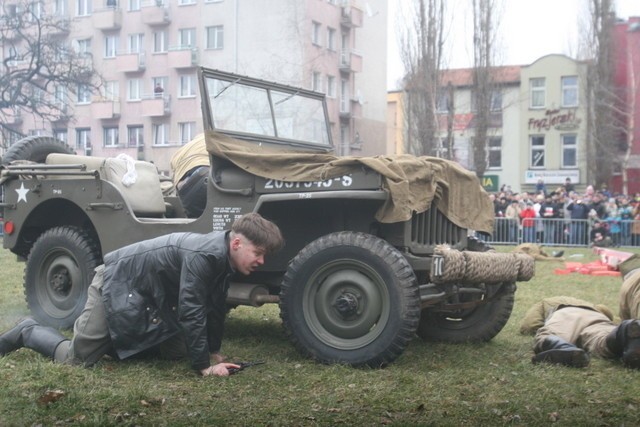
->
xmin=488 ymin=178 xmax=640 ymax=247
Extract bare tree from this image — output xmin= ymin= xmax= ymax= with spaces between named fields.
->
xmin=397 ymin=0 xmax=446 ymax=156
xmin=582 ymin=0 xmax=623 ymax=189
xmin=0 ymin=0 xmax=100 ymax=148
xmin=470 ymin=0 xmax=500 ymax=179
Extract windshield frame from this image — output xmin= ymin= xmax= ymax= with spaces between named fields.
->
xmin=198 ymin=67 xmax=333 ymax=151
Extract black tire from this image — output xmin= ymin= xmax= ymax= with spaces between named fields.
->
xmin=1 ymin=136 xmax=75 ymax=165
xmin=279 ymin=232 xmax=420 ymax=367
xmin=416 ymin=282 xmax=516 ymax=343
xmin=24 ymin=226 xmax=101 ymax=329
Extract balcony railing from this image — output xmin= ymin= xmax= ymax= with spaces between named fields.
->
xmin=141 ymin=3 xmax=170 ymax=26
xmin=141 ymin=94 xmax=171 ymax=116
xmin=91 ymin=98 xmax=121 ymax=119
xmin=167 ymin=46 xmax=199 ymax=69
xmin=92 ymin=7 xmax=122 ymax=30
xmin=116 ymin=51 xmax=146 ymax=73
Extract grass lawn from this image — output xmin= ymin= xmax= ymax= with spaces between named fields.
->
xmin=1 ymin=245 xmax=639 ymax=426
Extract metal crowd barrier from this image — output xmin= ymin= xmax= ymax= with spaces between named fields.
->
xmin=486 ymin=218 xmax=639 ymax=247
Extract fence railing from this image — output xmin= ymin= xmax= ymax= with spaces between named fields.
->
xmin=485 ymin=217 xmax=639 ymax=247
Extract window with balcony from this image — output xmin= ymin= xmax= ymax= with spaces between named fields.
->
xmin=128 ymin=79 xmax=141 ymax=101
xmin=530 ymin=77 xmax=545 ymax=109
xmin=104 ymin=35 xmax=118 ymax=58
xmin=128 ymin=125 xmax=144 ymax=147
xmin=76 ymin=84 xmax=91 ymax=104
xmin=179 ymin=74 xmax=196 ymax=97
xmin=54 ymin=0 xmax=67 ymax=15
xmin=104 ymin=126 xmax=119 ymax=147
xmin=178 ymin=28 xmax=196 ymax=48
xmin=530 ymin=135 xmax=545 ymax=168
xmin=128 ymin=33 xmax=144 ymax=54
xmin=153 ymin=31 xmax=168 ymax=53
xmin=562 ymin=76 xmax=578 ymax=107
xmin=206 ymin=25 xmax=224 ymax=50
xmin=562 ymin=134 xmax=577 ymax=168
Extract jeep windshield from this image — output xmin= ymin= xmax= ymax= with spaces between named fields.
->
xmin=199 ymin=68 xmax=332 ymax=149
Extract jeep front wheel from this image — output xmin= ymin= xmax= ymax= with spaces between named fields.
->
xmin=24 ymin=226 xmax=101 ymax=329
xmin=417 ymin=282 xmax=516 ymax=343
xmin=279 ymin=232 xmax=420 ymax=367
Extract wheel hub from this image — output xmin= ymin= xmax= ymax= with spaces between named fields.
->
xmin=334 ymin=292 xmax=360 ymax=318
xmin=51 ymin=268 xmax=71 ymax=294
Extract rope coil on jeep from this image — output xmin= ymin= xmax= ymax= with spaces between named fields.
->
xmin=430 ymin=246 xmax=535 ymax=283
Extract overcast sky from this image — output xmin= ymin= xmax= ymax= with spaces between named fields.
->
xmin=387 ymin=0 xmax=640 ymax=90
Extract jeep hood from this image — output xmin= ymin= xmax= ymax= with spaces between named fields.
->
xmin=205 ymin=131 xmax=494 ymax=233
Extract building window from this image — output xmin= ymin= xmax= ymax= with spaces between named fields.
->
xmin=562 ymin=76 xmax=578 ymax=107
xmin=490 ymin=90 xmax=502 ymax=111
xmin=530 ymin=78 xmax=545 ymax=109
xmin=312 ymin=21 xmax=321 ymax=46
xmin=104 ymin=127 xmax=119 ymax=147
xmin=153 ymin=31 xmax=168 ymax=53
xmin=487 ymin=137 xmax=502 ymax=169
xmin=311 ymin=72 xmax=322 ymax=92
xmin=27 ymin=2 xmax=43 ymax=21
xmin=179 ymin=122 xmax=196 ymax=144
xmin=54 ymin=129 xmax=68 ymax=144
xmin=128 ymin=33 xmax=144 ymax=54
xmin=76 ymin=84 xmax=91 ymax=104
xmin=128 ymin=125 xmax=144 ymax=147
xmin=54 ymin=0 xmax=67 ymax=15
xmin=179 ymin=74 xmax=196 ymax=97
xmin=436 ymin=91 xmax=450 ymax=113
xmin=179 ymin=28 xmax=196 ymax=48
xmin=54 ymin=85 xmax=67 ymax=109
xmin=128 ymin=0 xmax=140 ymax=11
xmin=179 ymin=0 xmax=196 ymax=4
xmin=206 ymin=25 xmax=224 ymax=49
xmin=102 ymin=80 xmax=119 ymax=100
xmin=530 ymin=135 xmax=545 ymax=168
xmin=152 ymin=123 xmax=169 ymax=145
xmin=76 ymin=0 xmax=92 ymax=17
xmin=128 ymin=79 xmax=141 ymax=101
xmin=104 ymin=35 xmax=118 ymax=58
xmin=326 ymin=75 xmax=336 ymax=98
xmin=76 ymin=128 xmax=91 ymax=150
xmin=340 ymin=78 xmax=349 ymax=113
xmin=327 ymin=27 xmax=336 ymax=51
xmin=562 ymin=134 xmax=577 ymax=168
xmin=75 ymin=38 xmax=92 ymax=56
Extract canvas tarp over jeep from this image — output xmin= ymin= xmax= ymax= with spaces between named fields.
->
xmin=0 ymin=68 xmax=534 ymax=367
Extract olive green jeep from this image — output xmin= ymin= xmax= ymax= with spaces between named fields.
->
xmin=0 ymin=68 xmax=533 ymax=367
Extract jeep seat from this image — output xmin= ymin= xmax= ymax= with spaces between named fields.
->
xmin=45 ymin=153 xmax=166 ymax=217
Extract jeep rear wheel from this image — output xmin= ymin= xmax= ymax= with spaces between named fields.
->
xmin=279 ymin=232 xmax=419 ymax=367
xmin=417 ymin=282 xmax=516 ymax=343
xmin=24 ymin=226 xmax=101 ymax=329
xmin=1 ymin=136 xmax=75 ymax=165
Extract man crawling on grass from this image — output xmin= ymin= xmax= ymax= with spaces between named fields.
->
xmin=0 ymin=213 xmax=284 ymax=377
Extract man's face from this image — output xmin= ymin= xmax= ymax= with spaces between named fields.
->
xmin=229 ymin=235 xmax=266 ymax=275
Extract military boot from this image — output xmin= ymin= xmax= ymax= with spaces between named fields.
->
xmin=532 ymin=335 xmax=590 ymax=368
xmin=606 ymin=320 xmax=640 ymax=369
xmin=0 ymin=318 xmax=68 ymax=360
xmin=0 ymin=318 xmax=38 ymax=356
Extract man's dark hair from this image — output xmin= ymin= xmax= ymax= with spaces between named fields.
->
xmin=231 ymin=213 xmax=284 ymax=254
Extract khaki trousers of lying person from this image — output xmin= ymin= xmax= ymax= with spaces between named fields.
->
xmin=620 ymin=269 xmax=640 ymax=321
xmin=534 ymin=306 xmax=617 ymax=359
xmin=54 ymin=266 xmax=188 ymax=366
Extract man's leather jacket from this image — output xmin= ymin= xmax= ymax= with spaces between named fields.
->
xmin=101 ymin=231 xmax=234 ymax=371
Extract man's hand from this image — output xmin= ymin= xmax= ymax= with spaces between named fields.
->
xmin=200 ymin=363 xmax=241 ymax=377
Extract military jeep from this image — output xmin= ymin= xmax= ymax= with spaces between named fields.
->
xmin=0 ymin=68 xmax=532 ymax=367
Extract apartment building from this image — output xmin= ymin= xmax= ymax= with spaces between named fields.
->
xmin=1 ymin=0 xmax=388 ymax=173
